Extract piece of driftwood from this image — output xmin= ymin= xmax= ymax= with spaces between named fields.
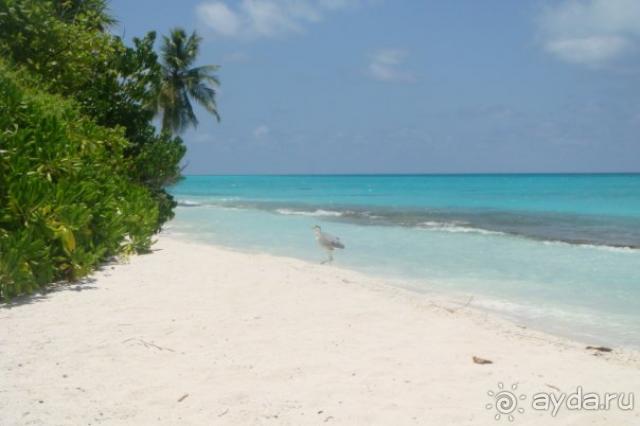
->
xmin=585 ymin=346 xmax=612 ymax=353
xmin=122 ymin=337 xmax=175 ymax=352
xmin=472 ymin=356 xmax=493 ymax=365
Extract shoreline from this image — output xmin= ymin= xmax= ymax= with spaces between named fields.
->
xmin=175 ymin=234 xmax=640 ymax=357
xmin=167 ymin=228 xmax=639 ymax=351
xmin=1 ymin=235 xmax=639 ymax=425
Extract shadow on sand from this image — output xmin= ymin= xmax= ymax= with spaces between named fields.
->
xmin=1 ymin=273 xmax=105 ymax=309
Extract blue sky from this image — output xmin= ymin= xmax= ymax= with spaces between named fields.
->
xmin=111 ymin=0 xmax=640 ymax=174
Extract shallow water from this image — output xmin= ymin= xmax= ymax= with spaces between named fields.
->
xmin=169 ymin=175 xmax=640 ymax=348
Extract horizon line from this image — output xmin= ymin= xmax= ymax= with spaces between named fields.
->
xmin=181 ymin=172 xmax=640 ymax=177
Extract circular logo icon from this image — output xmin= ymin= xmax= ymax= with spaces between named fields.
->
xmin=486 ymin=382 xmax=527 ymax=421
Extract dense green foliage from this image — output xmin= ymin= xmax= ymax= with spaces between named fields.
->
xmin=158 ymin=29 xmax=220 ymax=134
xmin=0 ymin=65 xmax=158 ymax=298
xmin=0 ymin=0 xmax=219 ymax=298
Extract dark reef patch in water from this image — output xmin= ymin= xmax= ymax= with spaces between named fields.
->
xmin=177 ymin=199 xmax=640 ymax=250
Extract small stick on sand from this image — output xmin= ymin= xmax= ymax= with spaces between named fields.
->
xmin=472 ymin=356 xmax=493 ymax=365
xmin=585 ymin=346 xmax=612 ymax=353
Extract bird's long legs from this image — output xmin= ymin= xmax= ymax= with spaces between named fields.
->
xmin=321 ymin=250 xmax=334 ymax=264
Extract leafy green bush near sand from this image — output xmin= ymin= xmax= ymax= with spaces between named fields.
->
xmin=0 ymin=64 xmax=159 ymax=299
xmin=0 ymin=0 xmax=188 ymax=228
xmin=0 ymin=0 xmax=219 ymax=299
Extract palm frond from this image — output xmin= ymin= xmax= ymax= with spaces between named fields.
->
xmin=183 ymin=31 xmax=202 ymax=68
xmin=186 ymin=66 xmax=220 ymax=86
xmin=188 ymin=83 xmax=220 ymax=122
xmin=157 ymin=28 xmax=221 ymax=134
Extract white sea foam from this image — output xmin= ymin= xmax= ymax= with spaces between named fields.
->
xmin=211 ymin=205 xmax=247 ymax=212
xmin=417 ymin=221 xmax=504 ymax=236
xmin=363 ymin=213 xmax=382 ymax=219
xmin=585 ymin=245 xmax=638 ymax=254
xmin=178 ymin=200 xmax=203 ymax=207
xmin=276 ymin=208 xmax=343 ymax=217
xmin=542 ymin=240 xmax=638 ymax=253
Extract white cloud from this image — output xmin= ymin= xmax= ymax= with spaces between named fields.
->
xmin=253 ymin=125 xmax=270 ymax=138
xmin=197 ymin=2 xmax=241 ymax=37
xmin=545 ymin=35 xmax=630 ymax=65
xmin=368 ymin=49 xmax=414 ymax=82
xmin=538 ymin=0 xmax=640 ymax=67
xmin=197 ymin=0 xmax=361 ymax=39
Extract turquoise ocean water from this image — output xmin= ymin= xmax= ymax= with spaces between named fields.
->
xmin=168 ymin=174 xmax=640 ymax=348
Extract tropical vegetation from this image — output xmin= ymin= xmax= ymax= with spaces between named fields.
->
xmin=158 ymin=29 xmax=220 ymax=134
xmin=0 ymin=0 xmax=220 ymax=299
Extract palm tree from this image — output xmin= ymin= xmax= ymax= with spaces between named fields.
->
xmin=158 ymin=28 xmax=220 ymax=134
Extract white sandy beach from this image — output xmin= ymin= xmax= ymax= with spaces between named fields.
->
xmin=1 ymin=235 xmax=638 ymax=425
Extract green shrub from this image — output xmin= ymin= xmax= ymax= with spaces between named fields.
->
xmin=0 ymin=2 xmax=187 ymax=229
xmin=0 ymin=64 xmax=159 ymax=299
xmin=0 ymin=1 xmax=198 ymax=300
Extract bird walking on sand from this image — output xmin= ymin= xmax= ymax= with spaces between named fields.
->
xmin=312 ymin=225 xmax=345 ymax=264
